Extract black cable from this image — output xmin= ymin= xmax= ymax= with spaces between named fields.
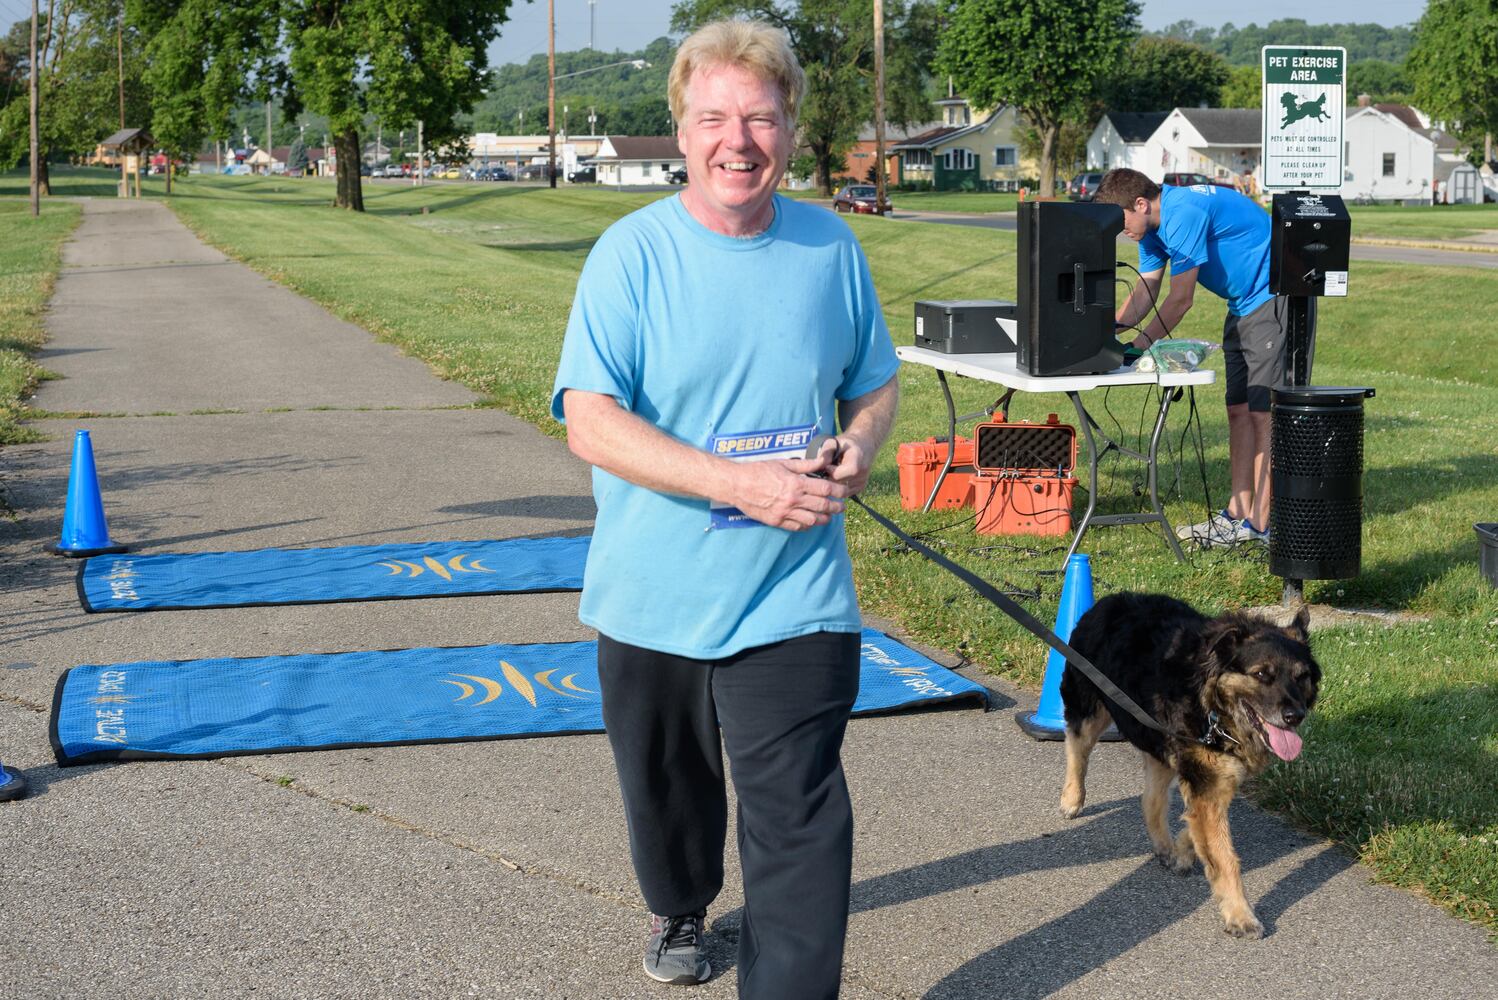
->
xmin=1117 ymin=260 xmax=1170 ymax=342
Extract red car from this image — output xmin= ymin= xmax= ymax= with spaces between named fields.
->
xmin=1163 ymin=171 xmax=1236 ymax=189
xmin=831 ymin=184 xmax=888 ymax=214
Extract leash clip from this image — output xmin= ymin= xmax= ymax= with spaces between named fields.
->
xmin=1200 ymin=710 xmax=1238 ymax=748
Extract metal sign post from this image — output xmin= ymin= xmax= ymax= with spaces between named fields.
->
xmin=1261 ymin=46 xmax=1356 ymax=608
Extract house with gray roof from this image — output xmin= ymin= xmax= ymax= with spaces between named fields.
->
xmin=591 ymin=136 xmax=683 ymax=186
xmin=1086 ymin=111 xmax=1169 ymax=173
xmin=1139 ymin=107 xmax=1263 ymax=186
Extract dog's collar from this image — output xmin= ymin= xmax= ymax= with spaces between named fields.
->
xmin=1200 ymin=711 xmax=1240 ymax=749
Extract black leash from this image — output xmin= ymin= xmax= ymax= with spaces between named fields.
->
xmin=849 ymin=494 xmax=1180 ymax=740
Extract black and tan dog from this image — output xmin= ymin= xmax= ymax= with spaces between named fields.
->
xmin=1057 ymin=593 xmax=1321 ymax=938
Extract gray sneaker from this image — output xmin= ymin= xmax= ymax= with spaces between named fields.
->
xmin=1178 ymin=510 xmax=1268 ymax=548
xmin=643 ymin=911 xmax=710 ymax=985
xmin=1176 ymin=509 xmax=1239 ymax=545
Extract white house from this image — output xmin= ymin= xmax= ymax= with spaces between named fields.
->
xmin=1086 ymin=111 xmax=1168 ymax=172
xmin=1339 ymin=102 xmax=1465 ymax=205
xmin=592 ymin=136 xmax=684 ymax=186
xmin=1141 ymin=108 xmax=1262 ymax=186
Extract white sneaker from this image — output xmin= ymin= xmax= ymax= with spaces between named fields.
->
xmin=1176 ymin=510 xmax=1238 ymax=545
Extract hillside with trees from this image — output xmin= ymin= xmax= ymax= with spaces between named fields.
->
xmin=470 ymin=37 xmax=677 ymax=137
xmin=1151 ymin=18 xmax=1416 ymax=64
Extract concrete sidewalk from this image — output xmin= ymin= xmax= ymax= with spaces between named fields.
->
xmin=2 ymin=198 xmax=1493 ymax=999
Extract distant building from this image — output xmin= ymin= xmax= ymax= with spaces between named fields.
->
xmin=889 ymin=97 xmax=1034 ymax=191
xmin=1086 ymin=111 xmax=1169 ymax=173
xmin=840 ymin=120 xmax=941 ymax=187
xmin=1339 ymin=101 xmax=1466 ymax=205
xmin=1141 ymin=108 xmax=1262 ymax=186
xmin=591 ymin=136 xmax=683 ymax=186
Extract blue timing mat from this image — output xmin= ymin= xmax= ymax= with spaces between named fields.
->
xmin=50 ymin=629 xmax=988 ymax=766
xmin=76 ymin=536 xmax=590 ymax=612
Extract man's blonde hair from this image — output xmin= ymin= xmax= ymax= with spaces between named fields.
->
xmin=668 ymin=19 xmax=805 ymax=125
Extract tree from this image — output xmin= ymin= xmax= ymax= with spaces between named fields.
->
xmin=286 ymin=137 xmax=308 ymax=174
xmin=1102 ymin=36 xmax=1229 ymax=112
xmin=1017 ymin=117 xmax=1090 ymax=180
xmin=938 ymin=0 xmax=1139 ymax=197
xmin=130 ymin=0 xmax=283 ymax=187
xmin=134 ymin=1 xmax=516 ymax=210
xmin=1218 ymin=64 xmax=1261 ymax=109
xmin=1408 ymin=0 xmax=1498 ymax=157
xmin=1346 ymin=59 xmax=1410 ymax=105
xmin=0 ymin=2 xmax=152 ymax=193
xmin=670 ymin=1 xmax=939 ymax=196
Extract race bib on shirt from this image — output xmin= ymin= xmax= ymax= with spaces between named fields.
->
xmin=707 ymin=422 xmax=819 ymax=529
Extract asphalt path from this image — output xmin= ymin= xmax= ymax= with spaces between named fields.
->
xmin=2 ymin=198 xmax=1494 ymax=998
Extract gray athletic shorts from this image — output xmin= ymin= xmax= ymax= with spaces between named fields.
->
xmin=1222 ymin=295 xmax=1289 ymax=412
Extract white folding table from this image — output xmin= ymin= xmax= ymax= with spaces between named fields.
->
xmin=895 ymin=345 xmax=1216 ymax=566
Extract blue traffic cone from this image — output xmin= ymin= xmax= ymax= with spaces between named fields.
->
xmin=1016 ymin=553 xmax=1119 ymax=741
xmin=0 ymin=760 xmax=27 ymax=802
xmin=54 ymin=429 xmax=128 ymax=558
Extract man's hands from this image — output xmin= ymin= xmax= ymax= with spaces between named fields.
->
xmin=724 ymin=447 xmax=852 ymax=531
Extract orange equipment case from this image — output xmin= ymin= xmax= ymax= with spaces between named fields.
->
xmin=970 ymin=414 xmax=1078 ymax=536
xmin=897 ymin=435 xmax=976 ymax=510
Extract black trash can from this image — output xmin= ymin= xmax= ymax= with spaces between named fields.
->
xmin=1478 ymin=523 xmax=1498 ymax=589
xmin=1270 ymin=386 xmax=1375 ymax=581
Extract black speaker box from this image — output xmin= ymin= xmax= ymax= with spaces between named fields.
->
xmin=913 ymin=299 xmax=1017 ymax=354
xmin=1016 ymin=201 xmax=1124 ymax=376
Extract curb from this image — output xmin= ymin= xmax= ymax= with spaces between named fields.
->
xmin=1352 ymin=236 xmax=1498 ymax=255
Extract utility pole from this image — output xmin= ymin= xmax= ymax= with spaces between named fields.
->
xmin=265 ymin=100 xmax=273 ymax=168
xmin=589 ymin=0 xmax=596 ymax=50
xmin=873 ymin=0 xmax=888 ymax=214
xmin=116 ymin=3 xmax=125 ymax=128
xmin=29 ymin=0 xmax=38 ymax=216
xmin=547 ymin=0 xmax=557 ymax=188
xmin=416 ymin=120 xmax=424 ymax=186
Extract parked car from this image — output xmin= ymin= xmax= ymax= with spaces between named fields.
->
xmin=665 ymin=166 xmax=688 ymax=185
xmin=1163 ymin=171 xmax=1235 ymax=189
xmin=831 ymin=183 xmax=885 ymax=214
xmin=380 ymin=164 xmax=404 ymax=178
xmin=1068 ymin=171 xmax=1105 ymax=201
xmin=568 ymin=165 xmax=596 ymax=183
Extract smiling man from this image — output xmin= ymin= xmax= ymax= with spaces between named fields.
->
xmin=550 ymin=18 xmax=898 ymax=999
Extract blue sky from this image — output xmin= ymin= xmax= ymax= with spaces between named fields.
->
xmin=486 ymin=1 xmax=1431 ymax=68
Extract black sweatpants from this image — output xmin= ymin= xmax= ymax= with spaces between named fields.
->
xmin=597 ymin=630 xmax=860 ymax=1000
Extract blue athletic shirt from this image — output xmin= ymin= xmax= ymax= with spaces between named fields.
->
xmin=1138 ymin=184 xmax=1273 ymax=317
xmin=550 ymin=193 xmax=899 ymax=658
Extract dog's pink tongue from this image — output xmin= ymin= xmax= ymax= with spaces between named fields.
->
xmin=1265 ymin=723 xmax=1303 ymax=761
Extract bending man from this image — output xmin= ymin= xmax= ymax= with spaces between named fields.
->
xmin=1096 ymin=167 xmax=1284 ymax=545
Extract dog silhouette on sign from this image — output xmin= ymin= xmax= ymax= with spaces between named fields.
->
xmin=1280 ymin=92 xmax=1331 ymax=128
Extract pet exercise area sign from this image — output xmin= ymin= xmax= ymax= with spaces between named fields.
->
xmin=1261 ymin=46 xmax=1345 ymax=190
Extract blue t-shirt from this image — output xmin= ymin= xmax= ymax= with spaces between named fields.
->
xmin=1138 ymin=184 xmax=1273 ymax=317
xmin=550 ymin=194 xmax=899 ymax=658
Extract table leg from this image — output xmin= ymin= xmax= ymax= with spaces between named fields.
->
xmin=1063 ymin=390 xmax=1099 ymax=568
xmin=1149 ymin=389 xmax=1187 ymax=561
xmin=922 ymin=369 xmax=958 ymax=513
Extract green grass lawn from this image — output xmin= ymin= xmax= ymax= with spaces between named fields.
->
xmin=0 ymin=198 xmax=81 ymax=447
xmin=7 ymin=166 xmax=1496 ymax=937
xmin=1348 ymin=203 xmax=1498 ymax=241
